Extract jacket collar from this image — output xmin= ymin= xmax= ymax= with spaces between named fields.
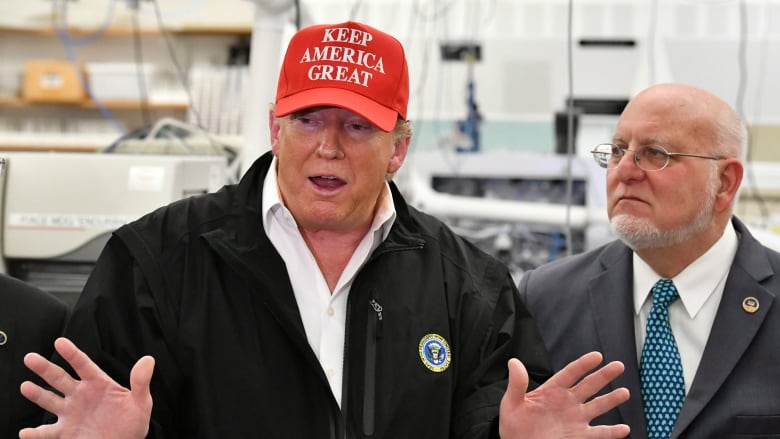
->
xmin=200 ymin=152 xmax=425 ymax=339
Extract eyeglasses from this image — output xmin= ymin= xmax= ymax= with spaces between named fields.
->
xmin=590 ymin=143 xmax=724 ymax=172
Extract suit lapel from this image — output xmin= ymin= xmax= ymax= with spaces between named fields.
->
xmin=590 ymin=242 xmax=649 ymax=439
xmin=673 ymin=222 xmax=776 ymax=437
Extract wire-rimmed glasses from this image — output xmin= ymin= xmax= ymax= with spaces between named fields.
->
xmin=590 ymin=143 xmax=723 ymax=172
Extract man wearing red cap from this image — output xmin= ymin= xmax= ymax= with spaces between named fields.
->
xmin=19 ymin=21 xmax=629 ymax=438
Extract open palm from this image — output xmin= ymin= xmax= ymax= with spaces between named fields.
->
xmin=499 ymin=352 xmax=631 ymax=438
xmin=19 ymin=337 xmax=154 ymax=439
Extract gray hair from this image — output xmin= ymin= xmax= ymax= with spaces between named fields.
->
xmin=711 ymin=104 xmax=748 ymax=163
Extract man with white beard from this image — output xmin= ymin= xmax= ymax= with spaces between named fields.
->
xmin=519 ymin=83 xmax=780 ymax=439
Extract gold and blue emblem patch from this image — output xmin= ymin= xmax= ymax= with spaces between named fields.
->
xmin=418 ymin=333 xmax=451 ymax=372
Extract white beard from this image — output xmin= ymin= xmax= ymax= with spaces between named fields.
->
xmin=610 ymin=168 xmax=719 ymax=250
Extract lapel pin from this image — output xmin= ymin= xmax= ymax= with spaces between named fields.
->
xmin=0 ymin=330 xmax=7 ymax=346
xmin=742 ymin=296 xmax=759 ymax=313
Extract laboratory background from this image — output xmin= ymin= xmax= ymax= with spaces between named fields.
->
xmin=0 ymin=0 xmax=779 ymax=306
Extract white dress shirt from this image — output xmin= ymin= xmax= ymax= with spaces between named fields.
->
xmin=633 ymin=222 xmax=738 ymax=394
xmin=261 ymin=157 xmax=396 ymax=406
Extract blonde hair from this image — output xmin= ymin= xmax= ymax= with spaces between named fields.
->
xmin=393 ymin=118 xmax=413 ymax=141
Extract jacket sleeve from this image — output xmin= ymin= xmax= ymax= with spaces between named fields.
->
xmin=451 ymin=257 xmax=553 ymax=438
xmin=58 ymin=234 xmax=182 ymax=437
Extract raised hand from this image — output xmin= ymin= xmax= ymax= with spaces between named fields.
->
xmin=19 ymin=337 xmax=154 ymax=439
xmin=499 ymin=351 xmax=631 ymax=438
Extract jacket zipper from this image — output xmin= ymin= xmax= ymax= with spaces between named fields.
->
xmin=364 ymin=290 xmax=383 ymax=435
xmin=350 ymin=242 xmax=421 ymax=437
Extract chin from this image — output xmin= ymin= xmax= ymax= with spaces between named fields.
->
xmin=611 ymin=212 xmax=712 ymax=250
xmin=611 ymin=215 xmax=665 ymax=250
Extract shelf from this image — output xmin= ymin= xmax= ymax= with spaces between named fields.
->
xmin=0 ymin=19 xmax=246 ymax=150
xmin=0 ymin=132 xmax=244 ymax=153
xmin=0 ymin=132 xmax=116 ymax=152
xmin=0 ymin=24 xmax=251 ymax=37
xmin=0 ymin=97 xmax=188 ymax=110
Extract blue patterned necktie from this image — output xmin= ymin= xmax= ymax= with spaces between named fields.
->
xmin=640 ymin=279 xmax=685 ymax=439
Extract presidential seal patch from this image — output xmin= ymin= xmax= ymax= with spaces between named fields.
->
xmin=418 ymin=333 xmax=451 ymax=372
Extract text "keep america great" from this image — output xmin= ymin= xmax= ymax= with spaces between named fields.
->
xmin=299 ymin=27 xmax=386 ymax=87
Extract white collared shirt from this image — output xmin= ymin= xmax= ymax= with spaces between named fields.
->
xmin=261 ymin=157 xmax=396 ymax=406
xmin=633 ymin=222 xmax=738 ymax=394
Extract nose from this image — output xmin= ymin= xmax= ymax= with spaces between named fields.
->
xmin=612 ymin=149 xmax=645 ymax=180
xmin=317 ymin=131 xmax=344 ymax=159
xmin=614 ymin=149 xmax=642 ymax=168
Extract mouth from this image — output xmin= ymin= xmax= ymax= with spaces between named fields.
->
xmin=613 ymin=194 xmax=649 ymax=212
xmin=310 ymin=175 xmax=346 ymax=190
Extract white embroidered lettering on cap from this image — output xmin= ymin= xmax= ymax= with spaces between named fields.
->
xmin=274 ymin=21 xmax=409 ymax=132
xmin=299 ymin=27 xmax=385 ymax=88
xmin=323 ymin=27 xmax=373 ymax=46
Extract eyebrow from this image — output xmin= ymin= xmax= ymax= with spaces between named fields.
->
xmin=611 ymin=136 xmax=670 ymax=147
xmin=291 ymin=107 xmax=329 ymax=118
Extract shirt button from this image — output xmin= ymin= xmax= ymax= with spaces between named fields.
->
xmin=326 ymin=368 xmax=335 ymax=378
xmin=327 ymin=307 xmax=335 ymax=316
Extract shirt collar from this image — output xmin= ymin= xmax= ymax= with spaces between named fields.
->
xmin=633 ymin=221 xmax=738 ymax=318
xmin=261 ymin=156 xmax=396 ymax=239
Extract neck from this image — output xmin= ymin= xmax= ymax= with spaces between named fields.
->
xmin=635 ymin=222 xmax=726 ymax=278
xmin=300 ymin=226 xmax=369 ymax=293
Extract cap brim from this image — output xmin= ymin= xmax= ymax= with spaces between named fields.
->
xmin=275 ymin=88 xmax=398 ymax=132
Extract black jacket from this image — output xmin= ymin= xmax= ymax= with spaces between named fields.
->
xmin=0 ymin=274 xmax=69 ymax=438
xmin=62 ymin=152 xmax=551 ymax=438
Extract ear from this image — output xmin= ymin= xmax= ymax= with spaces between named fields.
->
xmin=714 ymin=158 xmax=743 ymax=213
xmin=387 ymin=135 xmax=411 ymax=175
xmin=269 ymin=110 xmax=281 ymax=155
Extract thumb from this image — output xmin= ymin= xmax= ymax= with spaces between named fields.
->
xmin=130 ymin=355 xmax=155 ymax=406
xmin=504 ymin=358 xmax=530 ymax=406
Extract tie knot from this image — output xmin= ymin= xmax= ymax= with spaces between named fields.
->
xmin=652 ymin=279 xmax=679 ymax=308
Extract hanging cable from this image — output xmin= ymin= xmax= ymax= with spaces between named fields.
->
xmin=647 ymin=0 xmax=659 ymax=85
xmin=102 ymin=0 xmax=234 ymax=171
xmin=408 ymin=0 xmax=452 ymax=159
xmin=52 ymin=0 xmax=127 ymax=135
xmin=562 ymin=0 xmax=575 ymax=257
xmin=53 ymin=0 xmax=116 ymax=46
xmin=129 ymin=2 xmax=152 ymax=128
xmin=294 ymin=0 xmax=302 ymax=29
xmin=149 ymin=0 xmax=206 ymax=131
xmin=736 ymin=0 xmax=770 ymax=227
xmin=407 ymin=5 xmax=431 ymax=154
xmin=349 ymin=0 xmax=363 ymax=22
xmin=413 ymin=0 xmax=458 ymax=22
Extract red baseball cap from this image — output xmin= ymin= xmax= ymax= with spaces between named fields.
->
xmin=274 ymin=21 xmax=409 ymax=132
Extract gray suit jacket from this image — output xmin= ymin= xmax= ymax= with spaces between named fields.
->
xmin=520 ymin=217 xmax=780 ymax=439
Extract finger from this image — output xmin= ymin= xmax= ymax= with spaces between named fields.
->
xmin=584 ymin=387 xmax=630 ymax=420
xmin=19 ymin=381 xmax=64 ymax=418
xmin=571 ymin=360 xmax=625 ymax=402
xmin=130 ymin=356 xmax=155 ymax=408
xmin=543 ymin=351 xmax=603 ymax=390
xmin=19 ymin=422 xmax=60 ymax=439
xmin=502 ymin=358 xmax=530 ymax=406
xmin=585 ymin=423 xmax=631 ymax=438
xmin=54 ymin=337 xmax=110 ymax=383
xmin=23 ymin=352 xmax=77 ymax=396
